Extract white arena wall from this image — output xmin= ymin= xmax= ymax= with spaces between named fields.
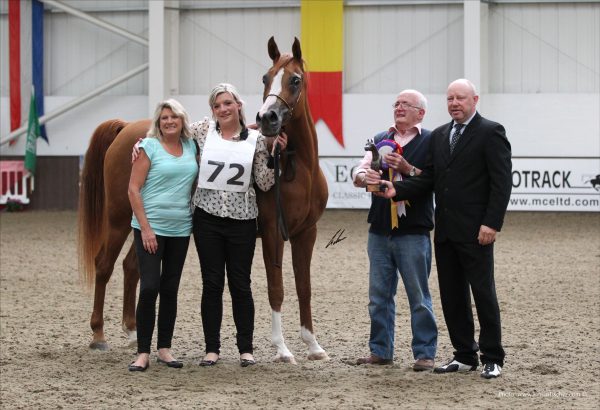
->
xmin=1 ymin=92 xmax=599 ymax=211
xmin=0 ymin=0 xmax=598 ymax=210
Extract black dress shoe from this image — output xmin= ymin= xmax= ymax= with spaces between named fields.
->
xmin=480 ymin=363 xmax=502 ymax=379
xmin=157 ymin=358 xmax=184 ymax=368
xmin=128 ymin=361 xmax=149 ymax=372
xmin=433 ymin=359 xmax=477 ymax=374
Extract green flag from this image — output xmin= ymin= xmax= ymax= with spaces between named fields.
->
xmin=24 ymin=88 xmax=41 ymax=174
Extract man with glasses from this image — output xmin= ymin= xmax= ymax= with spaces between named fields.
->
xmin=375 ymin=79 xmax=512 ymax=379
xmin=353 ymin=90 xmax=437 ymax=371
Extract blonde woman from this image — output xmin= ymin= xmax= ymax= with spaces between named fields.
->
xmin=191 ymin=83 xmax=286 ymax=368
xmin=128 ymin=99 xmax=198 ymax=371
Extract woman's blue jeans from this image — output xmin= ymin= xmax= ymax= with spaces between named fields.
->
xmin=367 ymin=232 xmax=437 ymax=361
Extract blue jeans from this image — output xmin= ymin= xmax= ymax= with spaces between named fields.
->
xmin=367 ymin=232 xmax=437 ymax=360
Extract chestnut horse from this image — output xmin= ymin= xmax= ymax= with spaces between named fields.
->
xmin=256 ymin=37 xmax=329 ymax=363
xmin=78 ymin=119 xmax=150 ymax=350
xmin=78 ymin=37 xmax=329 ymax=362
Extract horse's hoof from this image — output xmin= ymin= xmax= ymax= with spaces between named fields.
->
xmin=89 ymin=341 xmax=110 ymax=351
xmin=274 ymin=354 xmax=297 ymax=365
xmin=307 ymin=351 xmax=330 ymax=361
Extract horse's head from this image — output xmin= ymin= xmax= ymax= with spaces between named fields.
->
xmin=364 ymin=139 xmax=381 ymax=171
xmin=257 ymin=37 xmax=306 ymax=136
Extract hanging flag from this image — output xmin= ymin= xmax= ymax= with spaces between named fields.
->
xmin=24 ymin=88 xmax=41 ymax=175
xmin=32 ymin=0 xmax=48 ymax=143
xmin=301 ymin=0 xmax=344 ymax=147
xmin=8 ymin=0 xmax=45 ymax=143
xmin=9 ymin=0 xmax=21 ymax=133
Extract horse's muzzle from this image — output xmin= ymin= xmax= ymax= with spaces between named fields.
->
xmin=257 ymin=110 xmax=283 ymax=137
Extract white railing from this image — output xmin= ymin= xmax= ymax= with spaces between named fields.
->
xmin=0 ymin=161 xmax=34 ymax=205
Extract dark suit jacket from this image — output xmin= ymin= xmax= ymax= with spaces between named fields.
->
xmin=392 ymin=112 xmax=512 ymax=243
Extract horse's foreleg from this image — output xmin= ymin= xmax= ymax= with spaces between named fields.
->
xmin=262 ymin=230 xmax=296 ymax=364
xmin=122 ymin=243 xmax=139 ymax=348
xmin=271 ymin=310 xmax=296 ymax=364
xmin=89 ymin=228 xmax=130 ymax=350
xmin=290 ymin=225 xmax=329 ymax=361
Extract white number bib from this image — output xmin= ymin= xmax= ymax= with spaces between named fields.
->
xmin=198 ymin=124 xmax=258 ymax=192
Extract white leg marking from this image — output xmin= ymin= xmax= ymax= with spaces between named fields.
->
xmin=301 ymin=326 xmax=329 ymax=361
xmin=122 ymin=324 xmax=137 ymax=348
xmin=259 ymin=69 xmax=284 ymax=117
xmin=271 ymin=311 xmax=296 ymax=364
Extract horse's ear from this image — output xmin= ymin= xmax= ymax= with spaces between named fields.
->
xmin=292 ymin=37 xmax=302 ymax=61
xmin=268 ymin=36 xmax=280 ymax=62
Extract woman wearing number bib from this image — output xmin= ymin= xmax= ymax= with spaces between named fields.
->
xmin=191 ymin=83 xmax=285 ymax=367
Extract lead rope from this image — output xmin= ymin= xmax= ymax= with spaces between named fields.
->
xmin=273 ymin=141 xmax=289 ymax=269
xmin=274 ymin=142 xmax=289 ymax=242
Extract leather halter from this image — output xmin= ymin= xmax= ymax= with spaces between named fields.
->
xmin=264 ymin=88 xmax=302 ymax=121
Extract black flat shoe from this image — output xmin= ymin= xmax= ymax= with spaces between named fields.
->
xmin=128 ymin=361 xmax=149 ymax=372
xmin=240 ymin=358 xmax=256 ymax=367
xmin=199 ymin=359 xmax=218 ymax=367
xmin=157 ymin=358 xmax=183 ymax=368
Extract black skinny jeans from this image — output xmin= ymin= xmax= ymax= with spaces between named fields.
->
xmin=133 ymin=229 xmax=190 ymax=354
xmin=193 ymin=208 xmax=256 ymax=355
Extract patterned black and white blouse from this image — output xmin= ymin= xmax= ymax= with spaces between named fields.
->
xmin=190 ymin=118 xmax=274 ymax=220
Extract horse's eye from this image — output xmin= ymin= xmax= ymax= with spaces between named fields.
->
xmin=262 ymin=75 xmax=269 ymax=85
xmin=291 ymin=76 xmax=301 ymax=87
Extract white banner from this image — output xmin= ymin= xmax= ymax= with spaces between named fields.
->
xmin=320 ymin=157 xmax=371 ymax=209
xmin=509 ymin=157 xmax=600 ymax=212
xmin=320 ymin=157 xmax=600 ymax=212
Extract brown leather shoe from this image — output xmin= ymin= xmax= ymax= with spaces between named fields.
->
xmin=356 ymin=354 xmax=393 ymax=365
xmin=413 ymin=358 xmax=435 ymax=371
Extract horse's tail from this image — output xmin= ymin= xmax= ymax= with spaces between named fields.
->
xmin=77 ymin=119 xmax=127 ymax=289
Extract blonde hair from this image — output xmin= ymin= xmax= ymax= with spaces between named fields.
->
xmin=147 ymin=99 xmax=192 ymax=139
xmin=208 ymin=83 xmax=246 ymax=128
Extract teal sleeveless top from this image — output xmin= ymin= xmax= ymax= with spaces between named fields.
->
xmin=131 ymin=137 xmax=198 ymax=236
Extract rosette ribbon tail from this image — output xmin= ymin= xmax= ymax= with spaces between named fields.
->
xmin=390 ymin=169 xmax=399 ymax=229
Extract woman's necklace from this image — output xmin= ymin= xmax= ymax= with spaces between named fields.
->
xmin=218 ymin=126 xmax=242 ymax=141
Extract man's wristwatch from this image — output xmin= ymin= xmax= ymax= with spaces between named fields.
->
xmin=409 ymin=166 xmax=416 ymax=177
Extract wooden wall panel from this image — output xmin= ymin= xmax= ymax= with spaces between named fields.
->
xmin=0 ymin=156 xmax=80 ymax=210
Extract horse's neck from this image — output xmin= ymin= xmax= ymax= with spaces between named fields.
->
xmin=288 ymin=113 xmax=319 ymax=165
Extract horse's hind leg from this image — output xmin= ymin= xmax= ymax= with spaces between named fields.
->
xmin=122 ymin=242 xmax=139 ymax=348
xmin=89 ymin=227 xmax=130 ymax=350
xmin=290 ymin=224 xmax=329 ymax=360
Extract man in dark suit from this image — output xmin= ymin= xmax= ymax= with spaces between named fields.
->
xmin=373 ymin=79 xmax=512 ymax=379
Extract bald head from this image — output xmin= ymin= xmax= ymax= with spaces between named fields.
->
xmin=446 ymin=79 xmax=479 ymax=123
xmin=448 ymin=79 xmax=478 ymax=96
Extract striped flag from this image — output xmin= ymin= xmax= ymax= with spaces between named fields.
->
xmin=24 ymin=87 xmax=42 ymax=175
xmin=301 ymin=0 xmax=344 ymax=147
xmin=9 ymin=0 xmax=48 ymax=143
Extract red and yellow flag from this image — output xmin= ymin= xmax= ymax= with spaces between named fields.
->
xmin=301 ymin=0 xmax=344 ymax=147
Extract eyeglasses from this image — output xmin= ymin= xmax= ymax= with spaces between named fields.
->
xmin=392 ymin=101 xmax=421 ymax=110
